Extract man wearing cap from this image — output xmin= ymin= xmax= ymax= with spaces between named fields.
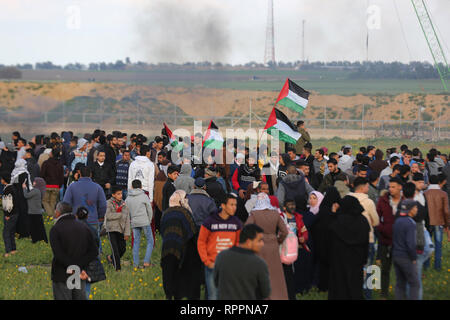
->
xmin=187 ymin=177 xmax=217 ymax=229
xmin=392 ymin=199 xmax=420 ymax=300
xmin=403 ymin=179 xmax=431 ymax=300
xmin=294 ymin=120 xmax=311 ymax=155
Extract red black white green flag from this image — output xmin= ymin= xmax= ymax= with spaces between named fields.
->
xmin=275 ymin=78 xmax=310 ymax=114
xmin=163 ymin=123 xmax=182 ymax=151
xmin=264 ymin=108 xmax=301 ymax=145
xmin=203 ymin=120 xmax=224 ymax=150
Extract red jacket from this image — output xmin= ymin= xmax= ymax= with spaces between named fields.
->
xmin=280 ymin=211 xmax=309 ymax=250
xmin=376 ymin=193 xmax=404 ymax=246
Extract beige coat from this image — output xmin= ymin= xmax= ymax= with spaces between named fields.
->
xmin=105 ymin=198 xmax=131 ymax=237
xmin=348 ymin=192 xmax=379 ymax=243
xmin=246 ymin=209 xmax=289 ymax=300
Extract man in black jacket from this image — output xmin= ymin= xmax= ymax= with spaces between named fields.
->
xmin=90 ymin=151 xmax=115 ymax=197
xmin=162 ymin=165 xmax=180 ymax=211
xmin=49 ymin=201 xmax=98 ymax=300
xmin=104 ymin=134 xmax=118 ymax=175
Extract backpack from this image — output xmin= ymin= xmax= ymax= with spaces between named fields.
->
xmin=2 ymin=190 xmax=14 ymax=214
xmin=279 ymin=229 xmax=298 ymax=265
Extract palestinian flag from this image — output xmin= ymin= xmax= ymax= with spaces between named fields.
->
xmin=264 ymin=108 xmax=301 ymax=145
xmin=203 ymin=120 xmax=224 ymax=150
xmin=163 ymin=123 xmax=183 ymax=152
xmin=275 ymin=78 xmax=310 ymax=113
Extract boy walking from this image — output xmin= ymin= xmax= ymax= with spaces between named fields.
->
xmin=105 ymin=186 xmax=131 ymax=271
xmin=197 ymin=194 xmax=243 ymax=300
xmin=392 ymin=199 xmax=420 ymax=300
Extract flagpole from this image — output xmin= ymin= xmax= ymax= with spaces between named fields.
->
xmin=249 ymin=98 xmax=252 ymax=129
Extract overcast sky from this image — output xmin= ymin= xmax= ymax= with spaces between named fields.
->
xmin=1 ymin=0 xmax=449 ymax=65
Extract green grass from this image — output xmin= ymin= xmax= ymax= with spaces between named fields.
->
xmin=116 ymin=79 xmax=446 ymax=95
xmin=0 ymin=214 xmax=448 ymax=300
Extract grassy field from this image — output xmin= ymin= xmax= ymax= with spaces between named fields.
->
xmin=18 ymin=69 xmax=447 ymax=95
xmin=0 ymin=213 xmax=448 ymax=300
xmin=138 ymin=79 xmax=446 ymax=95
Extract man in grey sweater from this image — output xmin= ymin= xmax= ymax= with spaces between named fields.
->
xmin=214 ymin=224 xmax=271 ymax=300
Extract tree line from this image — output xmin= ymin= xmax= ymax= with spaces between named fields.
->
xmin=0 ymin=59 xmax=443 ymax=80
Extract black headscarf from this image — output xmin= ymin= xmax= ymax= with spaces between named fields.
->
xmin=18 ymin=172 xmax=30 ymax=192
xmin=317 ymin=186 xmax=341 ymax=216
xmin=329 ymin=195 xmax=370 ymax=245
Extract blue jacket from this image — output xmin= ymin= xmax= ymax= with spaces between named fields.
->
xmin=63 ymin=177 xmax=107 ymax=224
xmin=392 ymin=215 xmax=417 ymax=261
xmin=187 ymin=189 xmax=217 ymax=228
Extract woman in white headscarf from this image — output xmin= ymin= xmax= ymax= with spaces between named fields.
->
xmin=246 ymin=193 xmax=289 ymax=300
xmin=160 ymin=190 xmax=202 ymax=300
xmin=10 ymin=159 xmax=32 ymax=190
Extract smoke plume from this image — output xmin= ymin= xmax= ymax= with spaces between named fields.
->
xmin=135 ymin=0 xmax=231 ymax=64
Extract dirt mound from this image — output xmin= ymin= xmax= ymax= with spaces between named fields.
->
xmin=0 ymin=82 xmax=448 ymax=122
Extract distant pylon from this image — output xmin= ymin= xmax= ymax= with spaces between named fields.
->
xmin=264 ymin=0 xmax=275 ymax=66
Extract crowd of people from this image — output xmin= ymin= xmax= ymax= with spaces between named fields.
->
xmin=0 ymin=122 xmax=449 ymax=300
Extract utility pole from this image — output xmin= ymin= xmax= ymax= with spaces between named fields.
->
xmin=249 ymin=98 xmax=252 ymax=129
xmin=264 ymin=0 xmax=275 ymax=66
xmin=362 ymin=104 xmax=365 ymax=137
xmin=302 ymin=19 xmax=305 ymax=62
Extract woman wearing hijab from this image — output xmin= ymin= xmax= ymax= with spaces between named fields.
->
xmin=308 ymin=191 xmax=324 ymax=215
xmin=295 ymin=191 xmax=324 ymax=294
xmin=13 ymin=172 xmax=31 ymax=239
xmin=246 ymin=193 xmax=289 ymax=300
xmin=23 ymin=177 xmax=48 ymax=243
xmin=11 ymin=159 xmax=32 ymax=190
xmin=328 ymin=195 xmax=370 ymax=300
xmin=160 ymin=190 xmax=202 ymax=300
xmin=310 ymin=186 xmax=342 ymax=292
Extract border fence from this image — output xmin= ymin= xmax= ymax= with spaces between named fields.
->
xmin=1 ymin=110 xmax=449 ymax=141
